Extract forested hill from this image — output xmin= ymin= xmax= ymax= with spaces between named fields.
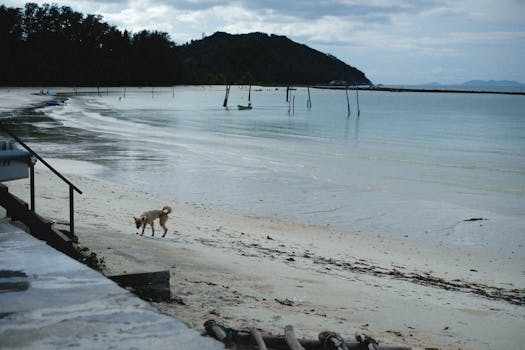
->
xmin=0 ymin=3 xmax=370 ymax=86
xmin=0 ymin=3 xmax=181 ymax=86
xmin=180 ymin=32 xmax=371 ymax=85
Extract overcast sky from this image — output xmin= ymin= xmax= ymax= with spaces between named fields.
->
xmin=5 ymin=0 xmax=525 ymax=84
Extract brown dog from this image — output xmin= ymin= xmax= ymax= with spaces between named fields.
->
xmin=134 ymin=206 xmax=172 ymax=237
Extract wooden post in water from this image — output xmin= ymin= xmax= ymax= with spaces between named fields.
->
xmin=292 ymin=95 xmax=295 ymax=116
xmin=345 ymin=87 xmax=351 ymax=117
xmin=223 ymin=85 xmax=230 ymax=107
xmin=248 ymin=85 xmax=251 ymax=102
xmin=356 ymin=86 xmax=361 ymax=117
xmin=286 ymin=86 xmax=290 ymax=102
xmin=307 ymin=86 xmax=312 ymax=110
xmin=123 ymin=87 xmax=126 ymax=99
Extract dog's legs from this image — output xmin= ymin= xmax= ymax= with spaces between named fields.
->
xmin=160 ymin=215 xmax=168 ymax=237
xmin=150 ymin=222 xmax=155 ymax=237
xmin=140 ymin=224 xmax=146 ymax=236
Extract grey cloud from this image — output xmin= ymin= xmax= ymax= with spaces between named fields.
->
xmin=157 ymin=0 xmax=441 ymax=21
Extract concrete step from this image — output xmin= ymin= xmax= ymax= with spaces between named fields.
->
xmin=0 ymin=219 xmax=223 ymax=350
xmin=83 ymin=245 xmax=172 ymax=301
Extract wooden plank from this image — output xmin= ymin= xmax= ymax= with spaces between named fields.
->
xmin=285 ymin=325 xmax=305 ymax=350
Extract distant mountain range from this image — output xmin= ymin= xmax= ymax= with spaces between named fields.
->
xmin=461 ymin=80 xmax=524 ymax=87
xmin=421 ymin=80 xmax=524 ymax=87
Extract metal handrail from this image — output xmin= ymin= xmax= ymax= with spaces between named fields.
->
xmin=0 ymin=124 xmax=82 ymax=236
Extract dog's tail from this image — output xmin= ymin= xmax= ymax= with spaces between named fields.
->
xmin=162 ymin=206 xmax=172 ymax=214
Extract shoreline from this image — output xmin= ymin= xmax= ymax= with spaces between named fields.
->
xmin=2 ymin=88 xmax=525 ymax=349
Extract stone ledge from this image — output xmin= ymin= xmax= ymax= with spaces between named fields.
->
xmin=108 ymin=269 xmax=171 ymax=302
xmin=0 ymin=219 xmax=223 ymax=350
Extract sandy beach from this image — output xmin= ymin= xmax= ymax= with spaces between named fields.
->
xmin=1 ymin=89 xmax=524 ymax=349
xmin=1 ymin=165 xmax=522 ymax=349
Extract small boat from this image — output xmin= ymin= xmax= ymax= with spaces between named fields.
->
xmin=45 ymin=100 xmax=61 ymax=106
xmin=237 ymin=103 xmax=252 ymax=110
xmin=237 ymin=85 xmax=253 ymax=110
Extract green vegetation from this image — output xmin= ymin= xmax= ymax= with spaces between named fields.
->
xmin=0 ymin=3 xmax=180 ymax=86
xmin=0 ymin=3 xmax=370 ymax=86
xmin=75 ymin=245 xmax=107 ymax=272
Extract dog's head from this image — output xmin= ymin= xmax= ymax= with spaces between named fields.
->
xmin=134 ymin=216 xmax=146 ymax=229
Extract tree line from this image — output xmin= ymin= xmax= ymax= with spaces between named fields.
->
xmin=0 ymin=3 xmax=181 ymax=86
xmin=0 ymin=3 xmax=370 ymax=86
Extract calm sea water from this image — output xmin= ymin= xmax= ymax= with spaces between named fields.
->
xmin=12 ymin=86 xmax=525 ymax=255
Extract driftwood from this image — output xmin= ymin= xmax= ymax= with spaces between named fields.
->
xmin=249 ymin=328 xmax=268 ymax=350
xmin=206 ymin=321 xmax=226 ymax=341
xmin=463 ymin=217 xmax=485 ymax=222
xmin=355 ymin=332 xmax=379 ymax=350
xmin=203 ymin=320 xmax=411 ymax=350
xmin=285 ymin=325 xmax=305 ymax=350
xmin=318 ymin=331 xmax=349 ymax=350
